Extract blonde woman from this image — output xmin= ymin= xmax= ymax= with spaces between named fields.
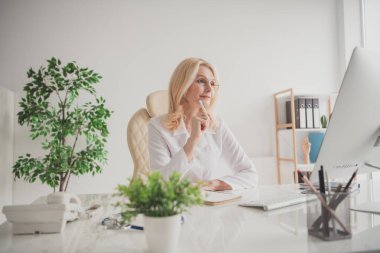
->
xmin=148 ymin=58 xmax=258 ymax=191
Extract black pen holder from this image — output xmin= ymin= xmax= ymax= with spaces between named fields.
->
xmin=307 ymin=192 xmax=352 ymax=241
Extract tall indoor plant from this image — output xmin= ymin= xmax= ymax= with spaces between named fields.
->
xmin=13 ymin=57 xmax=112 ymax=192
xmin=116 ymin=171 xmax=202 ymax=253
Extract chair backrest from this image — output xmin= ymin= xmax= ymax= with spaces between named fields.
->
xmin=146 ymin=90 xmax=169 ymax=117
xmin=127 ymin=90 xmax=168 ymax=180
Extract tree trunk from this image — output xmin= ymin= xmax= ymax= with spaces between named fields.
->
xmin=59 ymin=176 xmax=64 ymax=192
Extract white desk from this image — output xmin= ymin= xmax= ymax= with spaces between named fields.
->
xmin=1 ymin=180 xmax=379 ymax=253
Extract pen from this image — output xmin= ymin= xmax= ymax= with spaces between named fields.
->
xmin=319 ymin=166 xmax=326 ymax=194
xmin=297 ymin=170 xmax=350 ymax=235
xmin=198 ymin=99 xmax=207 ymax=114
xmin=319 ymin=166 xmax=329 ymax=236
xmin=126 ymin=224 xmax=144 ymax=230
xmin=311 ymin=184 xmax=343 ymax=229
xmin=198 ymin=99 xmax=210 ymax=120
xmin=125 ymin=215 xmax=185 ymax=230
xmin=325 ymin=171 xmax=336 ymax=236
xmin=312 ymin=168 xmax=357 ymax=231
xmin=343 ymin=168 xmax=358 ymax=192
xmin=328 ymin=168 xmax=358 ymax=214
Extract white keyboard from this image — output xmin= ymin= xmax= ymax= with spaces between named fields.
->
xmin=239 ymin=193 xmax=315 ymax=211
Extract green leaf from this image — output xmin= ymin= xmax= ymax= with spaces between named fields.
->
xmin=13 ymin=57 xmax=112 ymax=192
xmin=115 ymin=172 xmax=202 ymax=223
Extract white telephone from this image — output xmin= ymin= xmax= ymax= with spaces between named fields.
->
xmin=2 ymin=192 xmax=84 ymax=234
xmin=46 ymin=192 xmax=83 ymax=221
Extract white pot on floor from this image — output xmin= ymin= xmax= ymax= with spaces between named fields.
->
xmin=143 ymin=214 xmax=181 ymax=253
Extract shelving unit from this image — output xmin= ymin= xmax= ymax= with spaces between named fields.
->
xmin=273 ymin=88 xmax=335 ymax=184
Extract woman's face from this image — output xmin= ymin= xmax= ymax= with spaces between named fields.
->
xmin=183 ymin=65 xmax=216 ymax=109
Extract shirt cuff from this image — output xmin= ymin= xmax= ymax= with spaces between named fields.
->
xmin=217 ymin=177 xmax=243 ymax=190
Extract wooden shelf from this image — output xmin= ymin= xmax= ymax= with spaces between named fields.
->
xmin=277 ymin=123 xmax=293 ymax=129
xmin=297 ymin=163 xmax=315 ymax=172
xmin=273 ymin=88 xmax=334 ymax=184
xmin=279 ymin=128 xmax=327 ymax=132
xmin=279 ymin=157 xmax=295 ymax=162
xmin=278 ymin=160 xmax=315 ymax=171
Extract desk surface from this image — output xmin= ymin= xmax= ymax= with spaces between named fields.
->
xmin=1 ymin=180 xmax=379 ymax=253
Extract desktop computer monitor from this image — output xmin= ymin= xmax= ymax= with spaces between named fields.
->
xmin=310 ymin=47 xmax=380 ymax=183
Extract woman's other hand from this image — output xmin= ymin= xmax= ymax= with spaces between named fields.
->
xmin=203 ymin=179 xmax=232 ymax=191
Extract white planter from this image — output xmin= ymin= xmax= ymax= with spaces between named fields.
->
xmin=143 ymin=214 xmax=181 ymax=253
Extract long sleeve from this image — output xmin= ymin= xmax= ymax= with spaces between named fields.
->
xmin=148 ymin=115 xmax=258 ymax=189
xmin=218 ymin=120 xmax=259 ymax=189
xmin=148 ymin=119 xmax=192 ymax=180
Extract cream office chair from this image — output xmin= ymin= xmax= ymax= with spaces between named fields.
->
xmin=127 ymin=90 xmax=168 ymax=180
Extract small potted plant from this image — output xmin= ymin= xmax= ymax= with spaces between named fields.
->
xmin=320 ymin=115 xmax=328 ymax=128
xmin=115 ymin=171 xmax=202 ymax=253
xmin=13 ymin=57 xmax=112 ymax=192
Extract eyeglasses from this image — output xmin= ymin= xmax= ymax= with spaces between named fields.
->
xmin=195 ymin=77 xmax=220 ymax=91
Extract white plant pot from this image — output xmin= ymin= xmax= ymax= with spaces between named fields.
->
xmin=143 ymin=214 xmax=181 ymax=253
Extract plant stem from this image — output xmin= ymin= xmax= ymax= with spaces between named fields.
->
xmin=59 ymin=173 xmax=64 ymax=192
xmin=69 ymin=127 xmax=81 ymax=166
xmin=54 ymin=90 xmax=63 ymax=105
xmin=64 ymin=172 xmax=71 ymax=192
xmin=60 ymin=86 xmax=72 ymax=192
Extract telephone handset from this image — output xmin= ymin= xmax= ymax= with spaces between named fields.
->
xmin=47 ymin=192 xmax=84 ymax=221
xmin=47 ymin=192 xmax=81 ymax=205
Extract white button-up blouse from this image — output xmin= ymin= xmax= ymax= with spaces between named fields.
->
xmin=148 ymin=115 xmax=258 ymax=189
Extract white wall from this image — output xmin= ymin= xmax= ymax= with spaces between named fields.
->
xmin=0 ymin=0 xmax=342 ymax=204
xmin=336 ymin=0 xmax=364 ymax=75
xmin=338 ymin=0 xmax=364 ymax=68
xmin=0 ymin=86 xmax=14 ymax=222
xmin=364 ymin=0 xmax=380 ymax=51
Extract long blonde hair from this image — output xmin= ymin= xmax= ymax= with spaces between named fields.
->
xmin=165 ymin=58 xmax=219 ymax=131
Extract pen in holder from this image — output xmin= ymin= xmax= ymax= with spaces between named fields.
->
xmin=307 ymin=192 xmax=351 ymax=241
xmin=298 ymin=168 xmax=352 ymax=241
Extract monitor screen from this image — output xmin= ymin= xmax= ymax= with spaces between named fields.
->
xmin=310 ymin=47 xmax=380 ymax=183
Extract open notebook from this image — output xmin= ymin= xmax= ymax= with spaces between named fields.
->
xmin=202 ymin=190 xmax=242 ymax=206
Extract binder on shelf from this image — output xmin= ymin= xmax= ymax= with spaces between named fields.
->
xmin=312 ymin=98 xmax=320 ymax=128
xmin=306 ymin=98 xmax=313 ymax=128
xmin=285 ymin=100 xmax=291 ymax=129
xmin=299 ymin=98 xmax=306 ymax=128
xmin=295 ymin=98 xmax=300 ymax=128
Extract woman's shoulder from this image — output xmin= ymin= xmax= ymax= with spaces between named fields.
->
xmin=149 ymin=114 xmax=169 ymax=132
xmin=213 ymin=115 xmax=225 ymax=127
xmin=213 ymin=115 xmax=235 ymax=136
